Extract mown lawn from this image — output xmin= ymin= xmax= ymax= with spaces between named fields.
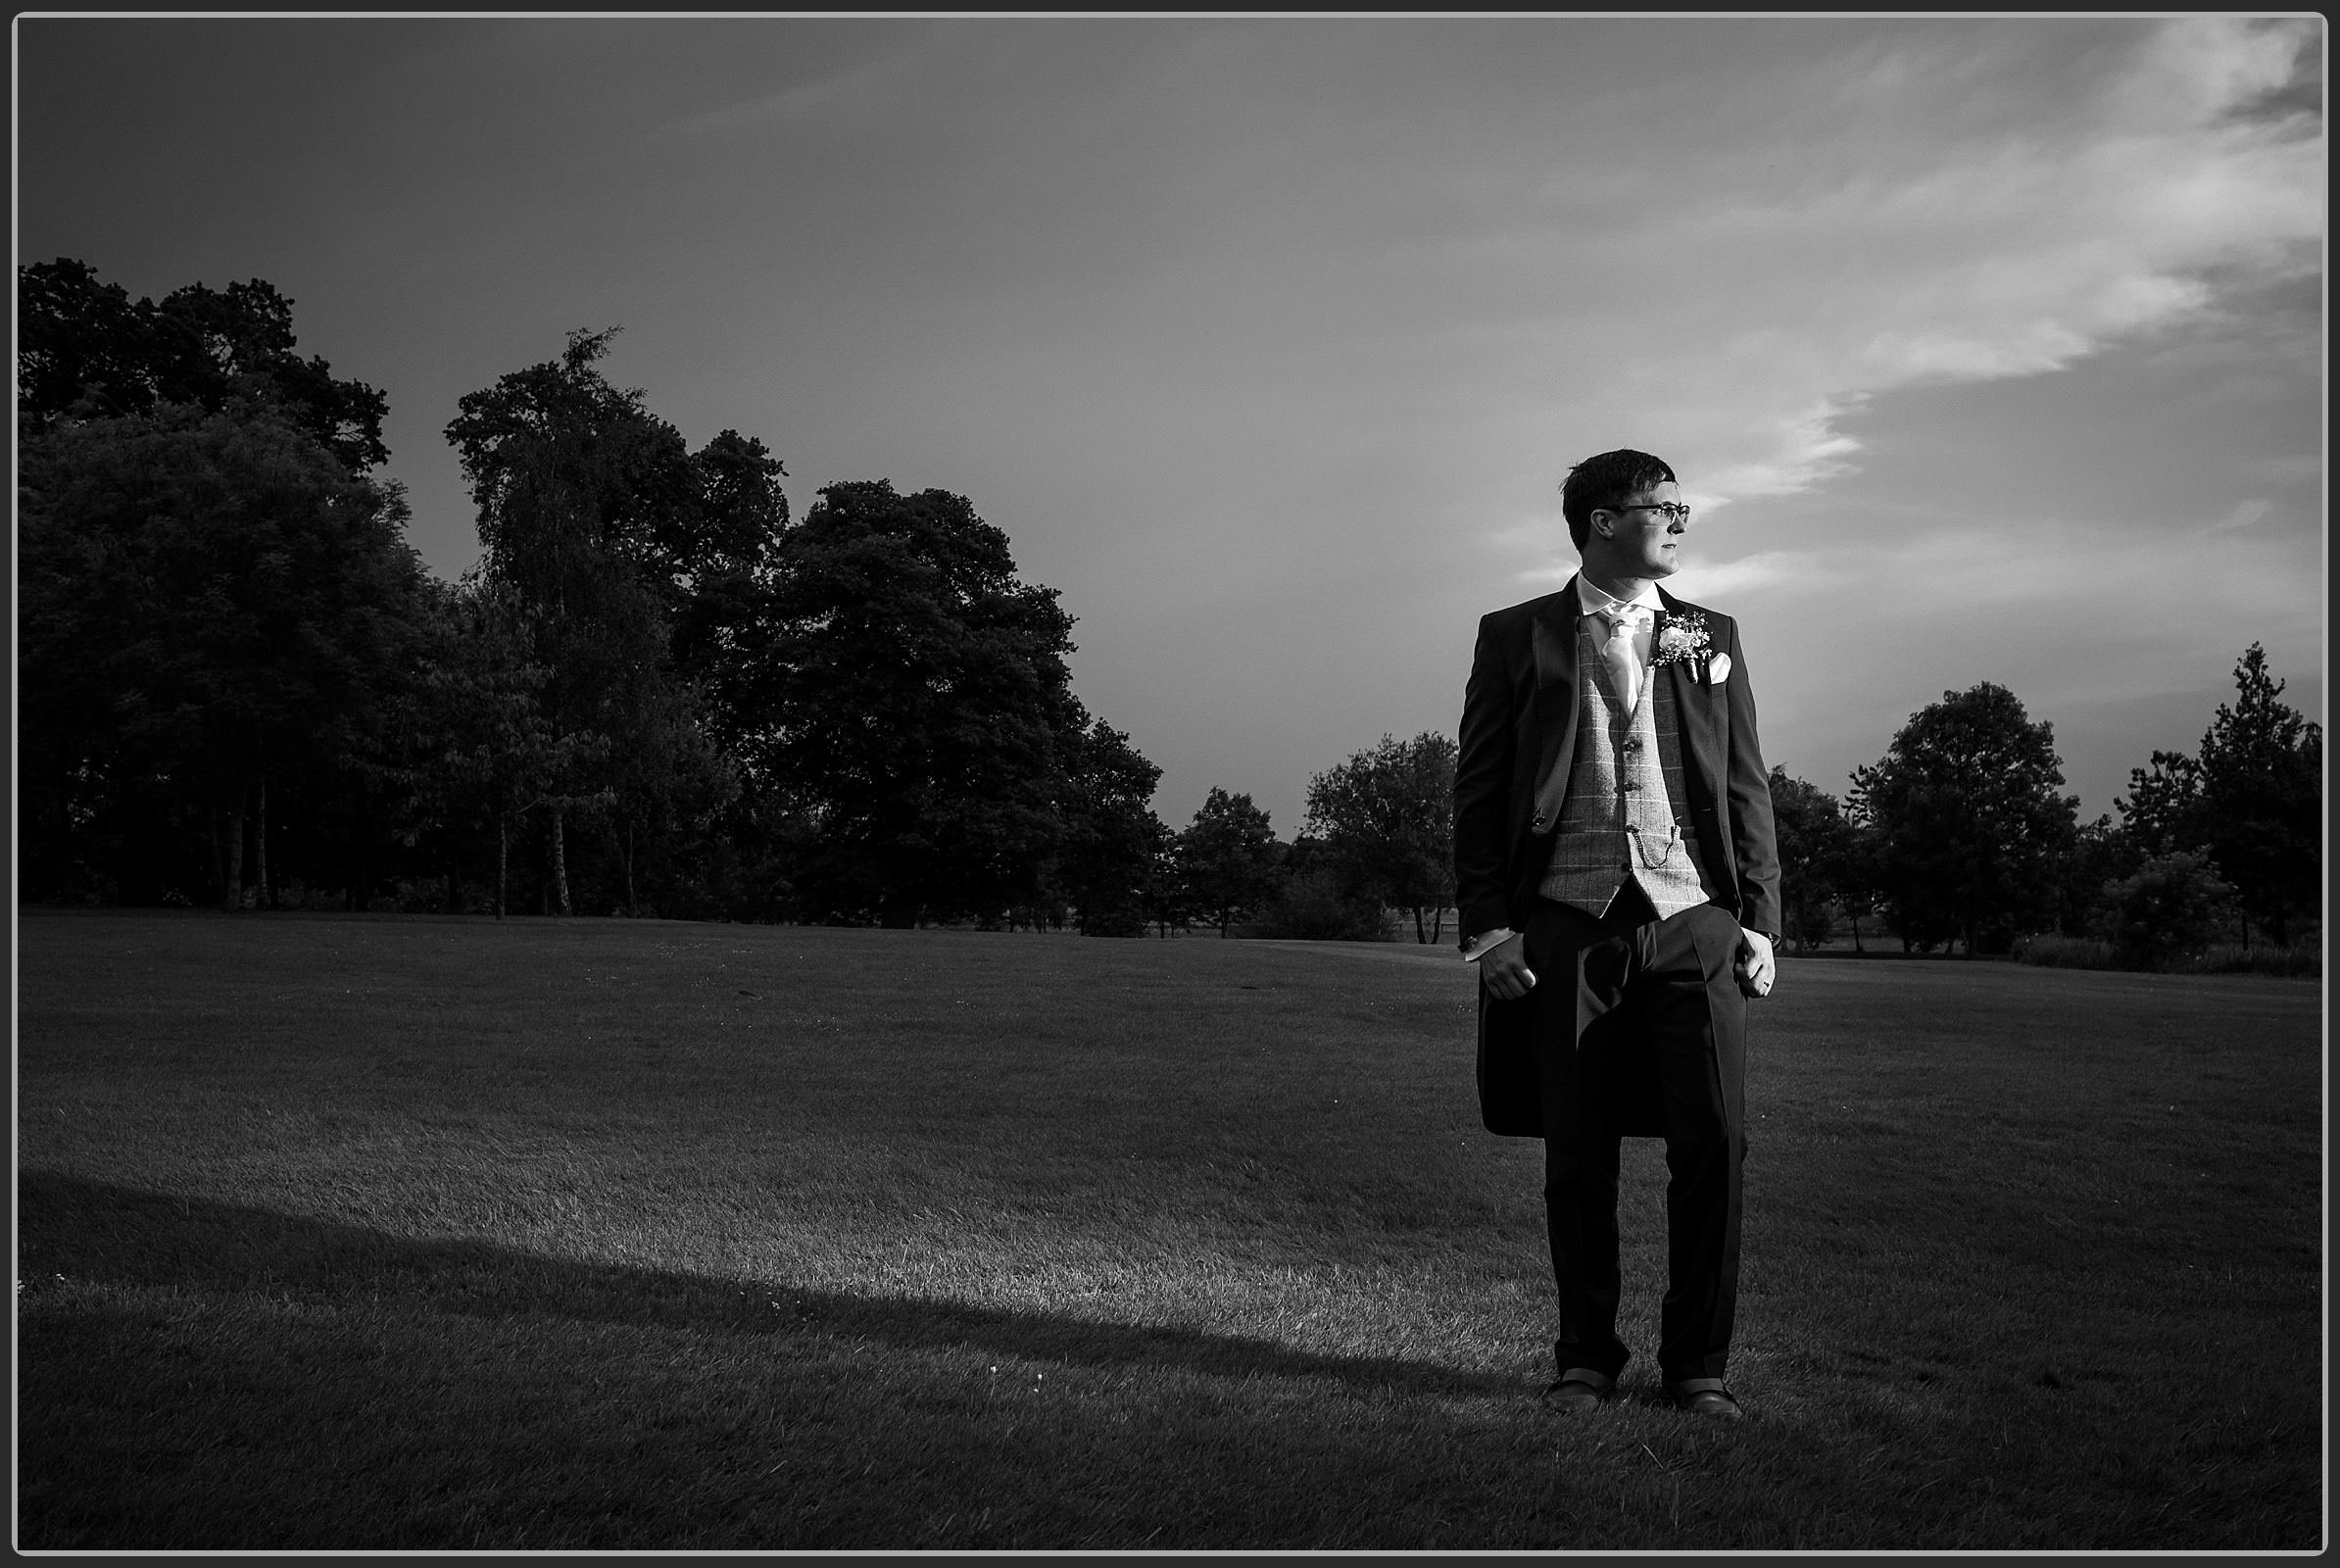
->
xmin=15 ymin=910 xmax=2322 ymax=1549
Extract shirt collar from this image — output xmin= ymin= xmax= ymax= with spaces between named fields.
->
xmin=1577 ymin=576 xmax=1664 ymax=620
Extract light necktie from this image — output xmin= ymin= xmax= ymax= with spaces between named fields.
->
xmin=1602 ymin=609 xmax=1643 ymax=713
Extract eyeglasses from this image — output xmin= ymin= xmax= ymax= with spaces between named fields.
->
xmin=1604 ymin=502 xmax=1691 ymax=524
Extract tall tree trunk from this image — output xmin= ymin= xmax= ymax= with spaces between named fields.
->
xmin=211 ymin=806 xmax=227 ymax=908
xmin=1432 ymin=906 xmax=1445 ymax=946
xmin=1412 ymin=906 xmax=1427 ymax=944
xmin=551 ymin=807 xmax=572 ymax=916
xmin=1849 ymin=908 xmax=1865 ymax=954
xmin=222 ymin=785 xmax=247 ymax=912
xmin=41 ymin=718 xmax=73 ymax=902
xmin=621 ymin=814 xmax=638 ymax=916
xmin=351 ymin=779 xmax=372 ymax=911
xmin=496 ymin=810 xmax=509 ymax=919
xmin=255 ymin=775 xmax=270 ymax=910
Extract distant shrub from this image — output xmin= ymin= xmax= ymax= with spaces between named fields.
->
xmin=2092 ymin=852 xmax=2236 ymax=971
xmin=2015 ymin=930 xmax=2318 ymax=978
xmin=2014 ymin=933 xmax=2118 ymax=969
xmin=392 ymin=878 xmax=450 ymax=915
xmin=1081 ymin=905 xmax=1148 ymax=938
xmin=1250 ymin=867 xmax=1388 ymax=941
xmin=1786 ymin=902 xmax=1835 ymax=954
xmin=2174 ymin=944 xmax=2322 ymax=979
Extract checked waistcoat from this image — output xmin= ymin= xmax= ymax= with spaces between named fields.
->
xmin=1537 ymin=617 xmax=1718 ymax=921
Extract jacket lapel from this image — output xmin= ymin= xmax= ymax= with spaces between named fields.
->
xmin=1658 ymin=587 xmax=1724 ymax=790
xmin=1528 ymin=578 xmax=1583 ymax=837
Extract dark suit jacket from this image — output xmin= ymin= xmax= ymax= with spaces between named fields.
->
xmin=1452 ymin=575 xmax=1780 ymax=1137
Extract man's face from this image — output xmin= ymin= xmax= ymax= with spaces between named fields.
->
xmin=1594 ymin=481 xmax=1686 ymax=577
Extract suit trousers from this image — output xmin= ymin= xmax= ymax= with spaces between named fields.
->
xmin=1525 ymin=887 xmax=1747 ymax=1384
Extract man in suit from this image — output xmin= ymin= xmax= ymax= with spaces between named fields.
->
xmin=1451 ymin=448 xmax=1780 ymax=1420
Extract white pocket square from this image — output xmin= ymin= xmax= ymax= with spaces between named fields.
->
xmin=1707 ymin=652 xmax=1732 ymax=684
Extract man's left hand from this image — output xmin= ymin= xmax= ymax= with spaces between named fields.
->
xmin=1735 ymin=928 xmax=1776 ymax=999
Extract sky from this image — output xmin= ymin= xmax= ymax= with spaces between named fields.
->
xmin=15 ymin=15 xmax=2325 ymax=835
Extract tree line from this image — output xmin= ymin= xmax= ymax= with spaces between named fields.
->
xmin=1205 ymin=651 xmax=2320 ymax=965
xmin=20 ymin=259 xmax=2318 ymax=960
xmin=16 ymin=259 xmax=1453 ymax=936
xmin=1769 ymin=654 xmax=2320 ymax=968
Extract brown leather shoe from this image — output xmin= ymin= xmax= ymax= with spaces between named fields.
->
xmin=1663 ymin=1380 xmax=1744 ymax=1419
xmin=1543 ymin=1367 xmax=1617 ymax=1413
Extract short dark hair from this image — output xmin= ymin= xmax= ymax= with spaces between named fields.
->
xmin=1561 ymin=449 xmax=1677 ymax=552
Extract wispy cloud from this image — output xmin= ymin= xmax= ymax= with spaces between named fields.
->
xmin=2110 ymin=14 xmax=2315 ymax=128
xmin=1474 ymin=16 xmax=2321 ymax=541
xmin=1470 ymin=16 xmax=2318 ymax=581
xmin=2208 ymin=498 xmax=2275 ymax=533
xmin=653 ymin=42 xmax=938 ymax=140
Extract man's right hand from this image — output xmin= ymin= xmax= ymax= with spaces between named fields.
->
xmin=1478 ymin=935 xmax=1536 ymax=1002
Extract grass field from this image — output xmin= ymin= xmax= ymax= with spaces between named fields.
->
xmin=15 ymin=910 xmax=2324 ymax=1550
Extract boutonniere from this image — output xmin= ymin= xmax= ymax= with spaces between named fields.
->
xmin=1652 ymin=612 xmax=1731 ymax=684
xmin=1650 ymin=612 xmax=1710 ymax=669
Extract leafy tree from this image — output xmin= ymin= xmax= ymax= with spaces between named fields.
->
xmin=1139 ymin=820 xmax=1191 ymax=938
xmin=1768 ymin=767 xmax=1854 ymax=953
xmin=676 ymin=793 xmax=821 ymax=926
xmin=676 ymin=429 xmax=791 ymax=583
xmin=367 ymin=578 xmax=570 ymax=917
xmin=2117 ymin=646 xmax=2321 ymax=947
xmin=2092 ymin=852 xmax=2236 ymax=971
xmin=1828 ymin=819 xmax=1886 ymax=955
xmin=668 ymin=429 xmax=792 ymax=756
xmin=1053 ymin=717 xmax=1167 ymax=936
xmin=1305 ymin=731 xmax=1458 ymax=943
xmin=445 ymin=329 xmax=717 ymax=914
xmin=18 ymin=262 xmax=411 ymax=909
xmin=601 ymin=675 xmax=738 ymax=918
xmin=2119 ymin=749 xmax=2207 ymax=858
xmin=1849 ymin=682 xmax=2079 ymax=956
xmin=1177 ymin=788 xmax=1282 ymax=937
xmin=19 ymin=398 xmax=423 ymax=909
xmin=2194 ymin=646 xmax=2320 ymax=946
xmin=446 ymin=328 xmax=698 ymax=601
xmin=620 ymin=423 xmax=800 ymax=921
xmin=1256 ymin=834 xmax=1387 ymax=941
xmin=2051 ymin=814 xmax=2143 ymax=940
xmin=17 ymin=260 xmax=155 ymax=427
xmin=20 ymin=257 xmax=389 ymax=472
xmin=750 ymin=479 xmax=1082 ymax=926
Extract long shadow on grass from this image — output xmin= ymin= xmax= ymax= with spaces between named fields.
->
xmin=21 ymin=1171 xmax=1521 ymax=1399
